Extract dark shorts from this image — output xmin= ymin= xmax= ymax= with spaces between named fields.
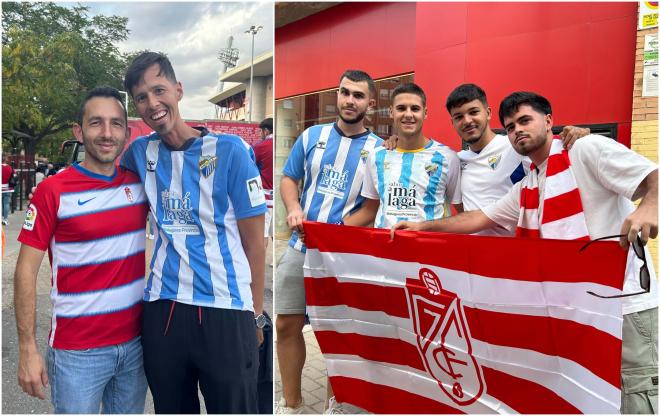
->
xmin=141 ymin=300 xmax=259 ymax=414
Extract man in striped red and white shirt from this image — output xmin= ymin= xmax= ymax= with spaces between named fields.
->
xmin=394 ymin=91 xmax=658 ymax=414
xmin=14 ymin=87 xmax=149 ymax=413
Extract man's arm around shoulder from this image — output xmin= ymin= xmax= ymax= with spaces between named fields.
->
xmin=15 ymin=244 xmax=48 ymax=399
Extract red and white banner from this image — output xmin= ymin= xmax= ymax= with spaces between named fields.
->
xmin=303 ymin=221 xmax=628 ymax=414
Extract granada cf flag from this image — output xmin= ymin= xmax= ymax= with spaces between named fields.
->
xmin=303 ymin=221 xmax=628 ymax=414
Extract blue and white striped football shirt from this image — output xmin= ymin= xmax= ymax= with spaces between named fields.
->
xmin=361 ymin=140 xmax=462 ymax=229
xmin=282 ymin=123 xmax=382 ymax=252
xmin=120 ymin=129 xmax=266 ymax=311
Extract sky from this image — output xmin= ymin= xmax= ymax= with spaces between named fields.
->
xmin=80 ymin=2 xmax=274 ymax=120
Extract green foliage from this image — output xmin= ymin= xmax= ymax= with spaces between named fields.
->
xmin=2 ymin=2 xmax=131 ymax=160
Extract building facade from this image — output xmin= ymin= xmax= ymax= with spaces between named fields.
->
xmin=274 ymin=2 xmax=657 ymax=249
xmin=210 ymin=52 xmax=274 ymax=123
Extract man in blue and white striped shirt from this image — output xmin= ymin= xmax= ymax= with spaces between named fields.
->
xmin=344 ymin=82 xmax=463 ymax=229
xmin=276 ymin=70 xmax=382 ymax=413
xmin=121 ymin=52 xmax=266 ymax=414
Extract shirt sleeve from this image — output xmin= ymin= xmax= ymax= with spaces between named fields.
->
xmin=17 ymin=183 xmax=58 ymax=251
xmin=361 ymin=151 xmax=379 ymax=200
xmin=482 ymin=180 xmax=522 ymax=230
xmin=282 ymin=131 xmax=306 ymax=180
xmin=227 ymin=142 xmax=267 ymax=219
xmin=570 ymin=135 xmax=658 ymax=200
xmin=445 ymin=150 xmax=463 ymax=205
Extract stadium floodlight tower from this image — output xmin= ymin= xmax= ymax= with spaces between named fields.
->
xmin=216 ymin=36 xmax=240 ymax=117
xmin=245 ymin=25 xmax=262 ymax=122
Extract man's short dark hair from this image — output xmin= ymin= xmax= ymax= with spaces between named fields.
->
xmin=445 ymin=84 xmax=488 ymax=113
xmin=339 ymin=69 xmax=376 ymax=98
xmin=498 ymin=91 xmax=552 ymax=126
xmin=78 ymin=86 xmax=127 ymax=125
xmin=124 ymin=51 xmax=177 ymax=96
xmin=259 ymin=118 xmax=273 ymax=133
xmin=391 ymin=82 xmax=427 ymax=106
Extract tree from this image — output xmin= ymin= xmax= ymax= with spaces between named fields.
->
xmin=2 ymin=3 xmax=130 ymax=162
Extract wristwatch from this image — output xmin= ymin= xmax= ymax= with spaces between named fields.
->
xmin=255 ymin=313 xmax=267 ymax=329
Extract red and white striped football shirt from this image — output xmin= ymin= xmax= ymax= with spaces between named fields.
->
xmin=18 ymin=163 xmax=148 ymax=349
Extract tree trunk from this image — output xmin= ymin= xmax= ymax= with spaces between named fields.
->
xmin=22 ymin=137 xmax=37 ymax=165
xmin=18 ymin=137 xmax=39 ymax=205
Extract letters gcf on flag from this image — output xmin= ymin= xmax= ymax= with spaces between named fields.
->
xmin=303 ymin=221 xmax=627 ymax=414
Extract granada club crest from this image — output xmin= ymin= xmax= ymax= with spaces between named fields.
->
xmin=124 ymin=187 xmax=134 ymax=203
xmin=405 ymin=268 xmax=485 ymax=406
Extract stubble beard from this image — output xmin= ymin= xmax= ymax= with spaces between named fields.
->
xmin=339 ymin=109 xmax=366 ymax=125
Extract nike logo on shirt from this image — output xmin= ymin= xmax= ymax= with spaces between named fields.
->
xmin=78 ymin=197 xmax=96 ymax=206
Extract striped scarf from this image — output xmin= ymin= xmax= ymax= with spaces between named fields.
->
xmin=516 ymin=137 xmax=590 ymax=240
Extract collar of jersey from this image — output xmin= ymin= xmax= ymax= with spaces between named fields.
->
xmin=470 ymin=134 xmax=505 ymax=155
xmin=333 ymin=123 xmax=371 ymax=139
xmin=72 ymin=161 xmax=117 ymax=182
xmin=160 ymin=126 xmax=210 ymax=151
xmin=395 ymin=139 xmax=433 ymax=153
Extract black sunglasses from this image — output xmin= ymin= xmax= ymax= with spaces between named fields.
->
xmin=580 ymin=234 xmax=650 ymax=299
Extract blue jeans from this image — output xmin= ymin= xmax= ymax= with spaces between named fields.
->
xmin=47 ymin=336 xmax=147 ymax=414
xmin=2 ymin=192 xmax=12 ymax=220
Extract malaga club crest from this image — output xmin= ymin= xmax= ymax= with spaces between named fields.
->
xmin=360 ymin=149 xmax=369 ymax=162
xmin=425 ymin=163 xmax=439 ymax=176
xmin=199 ymin=155 xmax=217 ymax=178
xmin=488 ymin=155 xmax=501 ymax=170
xmin=405 ymin=268 xmax=485 ymax=406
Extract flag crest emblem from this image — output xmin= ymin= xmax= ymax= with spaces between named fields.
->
xmin=406 ymin=267 xmax=485 ymax=406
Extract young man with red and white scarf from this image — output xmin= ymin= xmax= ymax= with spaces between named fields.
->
xmin=392 ymin=91 xmax=658 ymax=414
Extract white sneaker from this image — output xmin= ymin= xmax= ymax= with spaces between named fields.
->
xmin=275 ymin=397 xmax=304 ymax=414
xmin=2 ymin=219 xmax=7 ymax=226
xmin=324 ymin=396 xmax=347 ymax=414
xmin=147 ymin=234 xmax=155 ymax=240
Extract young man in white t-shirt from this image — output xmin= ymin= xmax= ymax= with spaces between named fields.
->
xmin=445 ymin=84 xmax=589 ymax=235
xmin=393 ymin=91 xmax=658 ymax=414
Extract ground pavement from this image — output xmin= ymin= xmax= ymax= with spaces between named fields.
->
xmin=273 ymin=240 xmax=366 ymax=415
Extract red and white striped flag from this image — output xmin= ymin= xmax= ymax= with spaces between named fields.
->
xmin=303 ymin=221 xmax=628 ymax=414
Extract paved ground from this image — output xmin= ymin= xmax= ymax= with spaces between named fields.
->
xmin=273 ymin=240 xmax=328 ymax=415
xmin=272 ymin=240 xmax=368 ymax=415
xmin=2 ymin=209 xmax=273 ymax=414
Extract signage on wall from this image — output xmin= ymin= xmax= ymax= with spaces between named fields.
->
xmin=642 ymin=66 xmax=658 ymax=97
xmin=639 ymin=1 xmax=658 ymax=29
xmin=644 ymin=34 xmax=658 ymax=65
xmin=643 ymin=34 xmax=658 ymax=97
